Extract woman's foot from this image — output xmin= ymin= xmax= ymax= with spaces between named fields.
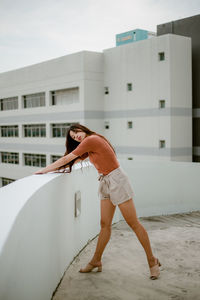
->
xmin=79 ymin=261 xmax=102 ymax=273
xmin=149 ymin=257 xmax=161 ymax=280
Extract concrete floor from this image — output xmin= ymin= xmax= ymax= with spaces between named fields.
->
xmin=52 ymin=211 xmax=200 ymax=300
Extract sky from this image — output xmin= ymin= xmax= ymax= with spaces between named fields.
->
xmin=0 ymin=0 xmax=200 ymax=73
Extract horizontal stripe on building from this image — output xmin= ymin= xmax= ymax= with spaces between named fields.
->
xmin=116 ymin=146 xmax=192 ymax=156
xmin=193 ymin=147 xmax=200 ymax=156
xmin=0 ymin=107 xmax=192 ymax=123
xmin=193 ymin=108 xmax=200 ymax=118
xmin=0 ymin=143 xmax=192 ymax=156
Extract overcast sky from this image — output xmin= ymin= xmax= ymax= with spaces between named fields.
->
xmin=0 ymin=0 xmax=200 ymax=73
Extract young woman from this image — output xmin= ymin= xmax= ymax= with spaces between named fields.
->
xmin=34 ymin=124 xmax=161 ymax=280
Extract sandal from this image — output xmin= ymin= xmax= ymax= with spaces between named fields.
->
xmin=79 ymin=262 xmax=102 ymax=273
xmin=149 ymin=258 xmax=161 ymax=280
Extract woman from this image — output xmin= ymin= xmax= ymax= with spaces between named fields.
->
xmin=34 ymin=124 xmax=161 ymax=280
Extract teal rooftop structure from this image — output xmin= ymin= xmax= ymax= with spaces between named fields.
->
xmin=116 ymin=29 xmax=156 ymax=46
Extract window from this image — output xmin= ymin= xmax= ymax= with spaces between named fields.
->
xmin=159 ymin=100 xmax=165 ymax=109
xmin=0 ymin=97 xmax=18 ymax=111
xmin=104 ymin=87 xmax=109 ymax=95
xmin=23 ymin=92 xmax=45 ymax=108
xmin=0 ymin=125 xmax=18 ymax=137
xmin=104 ymin=121 xmax=110 ymax=129
xmin=51 ymin=87 xmax=79 ymax=105
xmin=1 ymin=152 xmax=19 ymax=164
xmin=127 ymin=121 xmax=133 ymax=129
xmin=1 ymin=177 xmax=15 ymax=187
xmin=127 ymin=83 xmax=132 ymax=91
xmin=159 ymin=140 xmax=166 ymax=148
xmin=51 ymin=123 xmax=77 ymax=138
xmin=23 ymin=124 xmax=46 ymax=137
xmin=158 ymin=52 xmax=165 ymax=61
xmin=24 ymin=153 xmax=46 ymax=167
xmin=51 ymin=155 xmax=62 ymax=163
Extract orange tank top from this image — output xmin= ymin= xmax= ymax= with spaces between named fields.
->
xmin=71 ymin=135 xmax=119 ymax=175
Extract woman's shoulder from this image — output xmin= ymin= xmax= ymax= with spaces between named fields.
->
xmin=85 ymin=134 xmax=102 ymax=141
xmin=83 ymin=134 xmax=104 ymax=144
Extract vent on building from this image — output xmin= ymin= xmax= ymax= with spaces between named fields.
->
xmin=159 ymin=100 xmax=166 ymax=108
xmin=104 ymin=87 xmax=109 ymax=95
xmin=127 ymin=121 xmax=133 ymax=129
xmin=127 ymin=83 xmax=132 ymax=91
xmin=105 ymin=121 xmax=110 ymax=129
xmin=158 ymin=52 xmax=165 ymax=61
xmin=159 ymin=140 xmax=166 ymax=148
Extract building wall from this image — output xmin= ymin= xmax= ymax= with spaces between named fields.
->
xmin=157 ymin=14 xmax=200 ymax=161
xmin=103 ymin=34 xmax=192 ymax=161
xmin=169 ymin=34 xmax=192 ymax=160
xmin=82 ymin=51 xmax=104 ymax=133
xmin=0 ymin=51 xmax=104 ymax=184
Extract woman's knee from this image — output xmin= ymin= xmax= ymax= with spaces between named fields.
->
xmin=127 ymin=219 xmax=141 ymax=231
xmin=100 ymin=219 xmax=112 ymax=229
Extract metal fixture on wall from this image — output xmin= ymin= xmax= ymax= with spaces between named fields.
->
xmin=74 ymin=191 xmax=81 ymax=217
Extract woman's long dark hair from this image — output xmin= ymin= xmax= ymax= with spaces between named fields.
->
xmin=58 ymin=123 xmax=116 ymax=173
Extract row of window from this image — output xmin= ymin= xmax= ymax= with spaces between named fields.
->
xmin=104 ymin=121 xmax=134 ymax=130
xmin=105 ymin=84 xmax=167 ymax=105
xmin=106 ymin=84 xmax=165 ymax=95
xmin=0 ymin=84 xmax=167 ymax=110
xmin=0 ymin=87 xmax=79 ymax=111
xmin=105 ymin=83 xmax=133 ymax=94
xmin=0 ymin=137 xmax=166 ymax=167
xmin=0 ymin=152 xmax=62 ymax=167
xmin=1 ymin=177 xmax=15 ymax=187
xmin=105 ymin=100 xmax=166 ymax=129
xmin=0 ymin=122 xmax=77 ymax=138
xmin=1 ymin=84 xmax=133 ymax=110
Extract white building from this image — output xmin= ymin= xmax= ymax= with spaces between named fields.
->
xmin=103 ymin=34 xmax=192 ymax=161
xmin=0 ymin=33 xmax=192 ymax=186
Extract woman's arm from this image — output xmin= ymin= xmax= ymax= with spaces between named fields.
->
xmin=34 ymin=153 xmax=78 ymax=174
xmin=50 ymin=157 xmax=86 ymax=173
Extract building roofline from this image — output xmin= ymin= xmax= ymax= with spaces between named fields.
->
xmin=157 ymin=13 xmax=200 ymax=26
xmin=0 ymin=50 xmax=102 ymax=75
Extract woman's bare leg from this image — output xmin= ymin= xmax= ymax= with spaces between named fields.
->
xmin=118 ymin=198 xmax=157 ymax=268
xmin=89 ymin=198 xmax=116 ymax=264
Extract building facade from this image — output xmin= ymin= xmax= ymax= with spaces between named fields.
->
xmin=0 ymin=33 xmax=192 ymax=186
xmin=104 ymin=34 xmax=192 ymax=161
xmin=157 ymin=14 xmax=200 ymax=162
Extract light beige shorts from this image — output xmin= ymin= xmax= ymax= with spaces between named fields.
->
xmin=98 ymin=167 xmax=134 ymax=206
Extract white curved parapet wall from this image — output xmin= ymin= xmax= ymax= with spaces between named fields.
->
xmin=0 ymin=164 xmax=122 ymax=300
xmin=0 ymin=161 xmax=200 ymax=300
xmin=120 ymin=160 xmax=200 ymax=216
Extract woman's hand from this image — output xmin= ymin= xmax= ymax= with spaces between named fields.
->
xmin=34 ymin=169 xmax=46 ymax=175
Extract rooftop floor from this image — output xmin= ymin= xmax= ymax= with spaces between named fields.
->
xmin=52 ymin=211 xmax=200 ymax=300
